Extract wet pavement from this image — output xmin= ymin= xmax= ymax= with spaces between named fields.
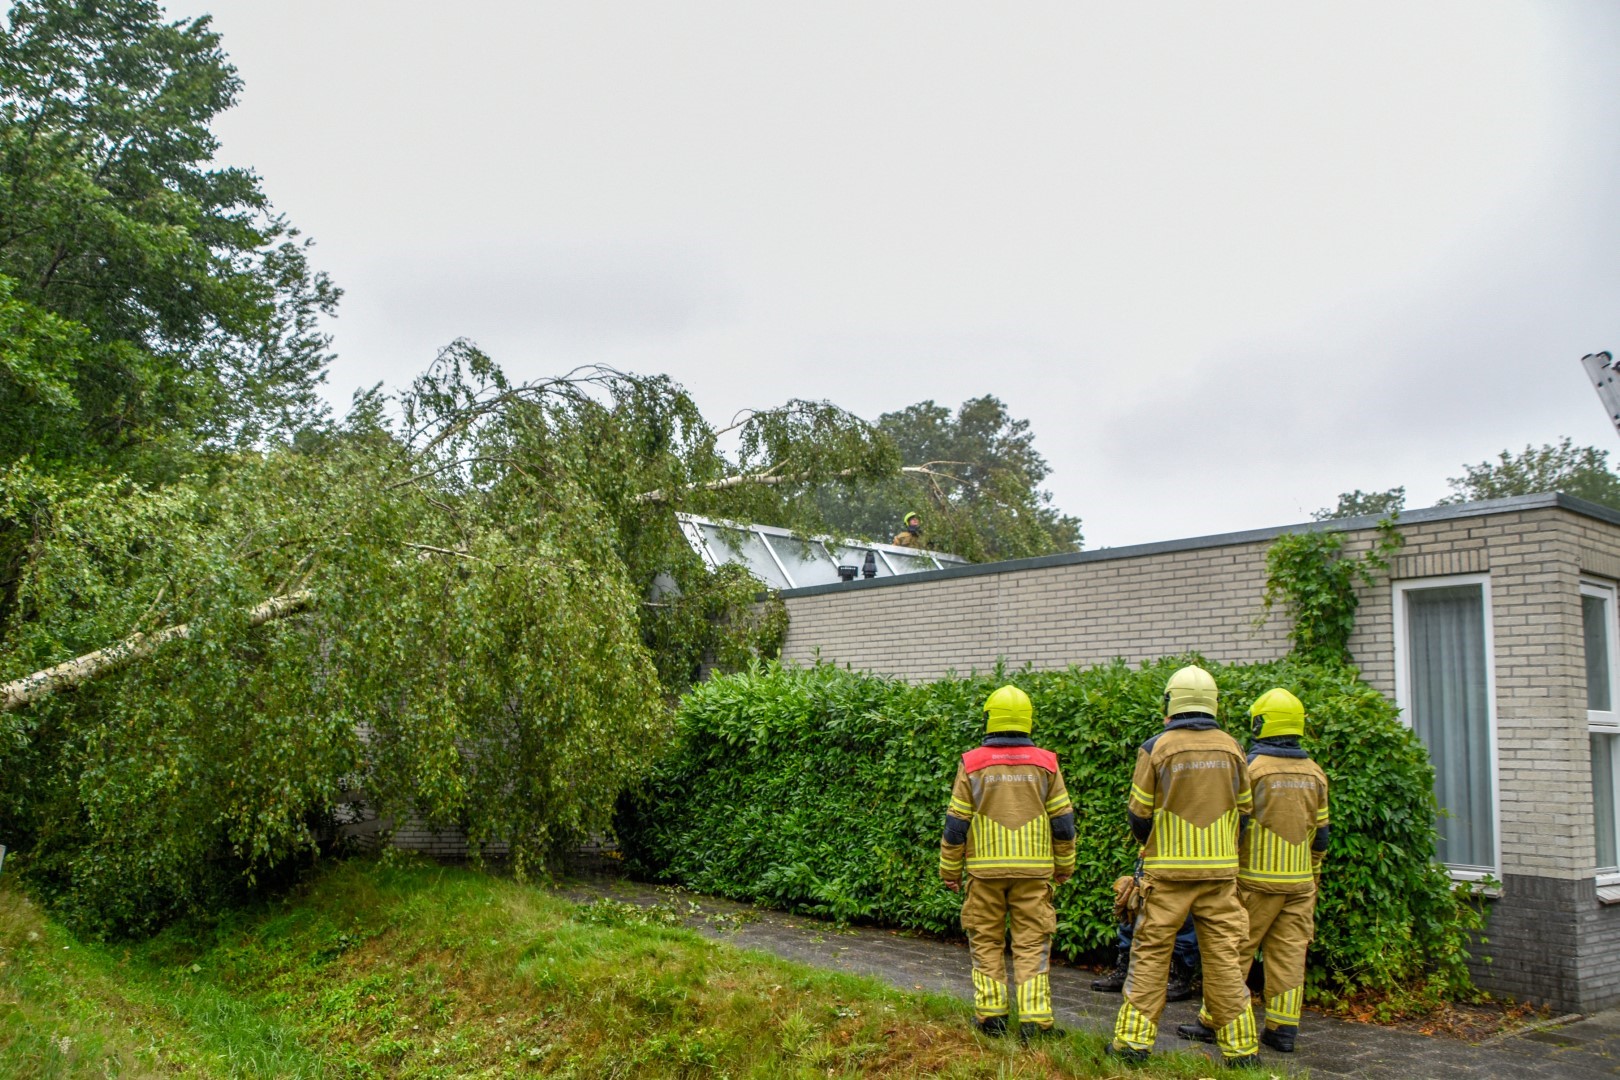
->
xmin=560 ymin=874 xmax=1620 ymax=1078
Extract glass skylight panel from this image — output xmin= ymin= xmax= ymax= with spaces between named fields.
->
xmin=886 ymin=551 xmax=942 ymax=574
xmin=675 ymin=513 xmax=965 ymax=590
xmin=761 ymin=534 xmax=839 ymax=588
xmin=697 ymin=523 xmax=790 ymax=590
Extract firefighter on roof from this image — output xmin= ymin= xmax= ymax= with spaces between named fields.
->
xmin=939 ymin=685 xmax=1076 ymax=1040
xmin=893 ymin=511 xmax=924 ymax=548
xmin=1108 ymin=665 xmax=1261 ymax=1068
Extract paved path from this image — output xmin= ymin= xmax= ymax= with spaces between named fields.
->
xmin=560 ymin=875 xmax=1620 ymax=1078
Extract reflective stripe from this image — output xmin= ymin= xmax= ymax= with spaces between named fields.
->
xmin=1266 ymin=986 xmax=1303 ymax=1026
xmin=1144 ymin=808 xmax=1240 ymax=873
xmin=1216 ymin=1007 xmax=1259 ymax=1058
xmin=966 ymin=814 xmax=1053 ymax=874
xmin=950 ymin=797 xmax=975 ymax=817
xmin=965 ymin=858 xmax=1055 ymax=873
xmin=1239 ymin=821 xmax=1315 ymax=884
xmin=1016 ymin=974 xmax=1052 ymax=1024
xmin=1130 ymin=783 xmax=1154 ymax=806
xmin=972 ymin=969 xmax=1009 ymax=1017
xmin=1113 ymin=999 xmax=1157 ymax=1051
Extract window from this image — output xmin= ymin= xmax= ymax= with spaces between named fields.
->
xmin=1583 ymin=581 xmax=1620 ymax=883
xmin=1394 ymin=576 xmax=1498 ymax=877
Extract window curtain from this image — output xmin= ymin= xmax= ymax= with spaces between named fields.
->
xmin=1407 ymin=584 xmax=1493 ymax=869
xmin=1595 ymin=733 xmax=1619 ymax=872
xmin=1586 ymin=593 xmax=1611 ymax=712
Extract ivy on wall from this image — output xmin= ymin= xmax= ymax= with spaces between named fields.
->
xmin=1260 ymin=517 xmax=1404 ymax=664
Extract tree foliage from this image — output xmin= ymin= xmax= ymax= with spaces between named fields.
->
xmin=1312 ymin=487 xmax=1405 ymax=522
xmin=0 ymin=342 xmax=931 ymax=935
xmin=814 ymin=396 xmax=1081 ymax=561
xmin=618 ymin=657 xmax=1484 ymax=1002
xmin=1443 ymin=438 xmax=1620 ymax=510
xmin=0 ymin=0 xmax=339 ymax=476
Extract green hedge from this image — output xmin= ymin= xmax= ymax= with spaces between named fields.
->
xmin=618 ymin=657 xmax=1483 ymax=999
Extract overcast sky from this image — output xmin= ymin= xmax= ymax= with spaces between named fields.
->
xmin=195 ymin=1 xmax=1620 ymax=548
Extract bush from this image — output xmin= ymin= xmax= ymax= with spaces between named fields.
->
xmin=618 ymin=657 xmax=1483 ymax=1000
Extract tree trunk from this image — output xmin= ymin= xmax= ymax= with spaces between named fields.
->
xmin=0 ymin=591 xmax=314 ymax=713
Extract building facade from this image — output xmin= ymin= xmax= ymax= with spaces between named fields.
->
xmin=776 ymin=493 xmax=1620 ymax=1012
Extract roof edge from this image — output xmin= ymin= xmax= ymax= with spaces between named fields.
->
xmin=779 ymin=492 xmax=1598 ymax=599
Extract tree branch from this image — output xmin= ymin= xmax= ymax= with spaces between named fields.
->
xmin=634 ymin=464 xmax=967 ymax=505
xmin=400 ymin=542 xmax=496 ymax=565
xmin=1 ymin=592 xmax=315 ymax=713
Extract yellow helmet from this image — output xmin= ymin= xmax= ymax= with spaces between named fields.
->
xmin=905 ymin=510 xmax=922 ymax=526
xmin=1249 ymin=687 xmax=1305 ymax=739
xmin=1163 ymin=665 xmax=1218 ymax=718
xmin=984 ymin=684 xmax=1033 ymax=733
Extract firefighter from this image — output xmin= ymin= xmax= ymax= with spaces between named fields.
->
xmin=893 ymin=511 xmax=924 ymax=548
xmin=939 ymin=685 xmax=1076 ymax=1040
xmin=1178 ymin=687 xmax=1329 ymax=1054
xmin=1108 ymin=665 xmax=1260 ymax=1068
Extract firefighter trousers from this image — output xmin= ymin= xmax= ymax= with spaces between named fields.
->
xmin=1113 ymin=876 xmax=1257 ymax=1060
xmin=1237 ymin=885 xmax=1315 ymax=1033
xmin=960 ymin=876 xmax=1056 ymax=1026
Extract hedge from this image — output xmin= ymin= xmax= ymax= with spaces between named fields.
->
xmin=617 ymin=656 xmax=1484 ymax=999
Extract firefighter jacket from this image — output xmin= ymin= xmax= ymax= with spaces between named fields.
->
xmin=893 ymin=528 xmax=923 ymax=548
xmin=940 ymin=734 xmax=1076 ymax=882
xmin=1239 ymin=739 xmax=1330 ymax=894
xmin=1127 ymin=716 xmax=1252 ymax=881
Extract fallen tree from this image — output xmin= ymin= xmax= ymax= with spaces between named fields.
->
xmin=0 ymin=348 xmax=902 ymax=935
xmin=0 ymin=591 xmax=313 ymax=713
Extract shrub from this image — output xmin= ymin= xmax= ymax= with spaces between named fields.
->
xmin=618 ymin=657 xmax=1483 ymax=1000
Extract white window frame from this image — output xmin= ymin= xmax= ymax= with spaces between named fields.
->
xmin=1392 ymin=573 xmax=1500 ymax=882
xmin=1582 ymin=579 xmax=1620 ymax=886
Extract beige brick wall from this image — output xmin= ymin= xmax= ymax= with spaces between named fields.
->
xmin=782 ymin=540 xmax=1291 ymax=679
xmin=782 ymin=501 xmax=1616 ymax=884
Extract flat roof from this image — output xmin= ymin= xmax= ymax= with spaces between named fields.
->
xmin=779 ymin=492 xmax=1620 ymax=599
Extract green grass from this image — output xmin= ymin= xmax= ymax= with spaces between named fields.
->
xmin=0 ymin=855 xmax=1275 ymax=1077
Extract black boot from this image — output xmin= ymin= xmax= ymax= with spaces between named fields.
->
xmin=1224 ymin=1053 xmax=1263 ymax=1069
xmin=1019 ymin=1021 xmax=1066 ymax=1041
xmin=975 ymin=1015 xmax=1007 ymax=1037
xmin=1175 ymin=1018 xmax=1217 ymax=1043
xmin=1260 ymin=1025 xmax=1296 ymax=1053
xmin=1104 ymin=1043 xmax=1150 ymax=1065
xmin=1165 ymin=957 xmax=1196 ymax=1002
xmin=1091 ymin=946 xmax=1130 ymax=992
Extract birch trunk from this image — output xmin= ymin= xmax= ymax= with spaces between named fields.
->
xmin=0 ymin=591 xmax=314 ymax=713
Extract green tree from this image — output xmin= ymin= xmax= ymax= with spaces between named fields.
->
xmin=0 ymin=0 xmax=339 ymax=475
xmin=1442 ymin=438 xmax=1620 ymax=510
xmin=1312 ymin=486 xmax=1406 ymax=521
xmin=814 ymin=395 xmax=1081 ymax=561
xmin=0 ymin=347 xmax=913 ymax=935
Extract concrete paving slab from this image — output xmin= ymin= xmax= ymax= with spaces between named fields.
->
xmin=559 ymin=876 xmax=1620 ymax=1078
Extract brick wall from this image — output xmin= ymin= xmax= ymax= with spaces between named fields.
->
xmin=781 ymin=534 xmax=1292 ymax=680
xmin=1567 ymin=509 xmax=1620 ymax=1010
xmin=779 ymin=495 xmax=1620 ymax=1012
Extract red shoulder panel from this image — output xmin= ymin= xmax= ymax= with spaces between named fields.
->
xmin=963 ymin=746 xmax=1059 ymax=774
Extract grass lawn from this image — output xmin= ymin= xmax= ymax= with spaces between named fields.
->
xmin=0 ymin=855 xmax=1275 ymax=1078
